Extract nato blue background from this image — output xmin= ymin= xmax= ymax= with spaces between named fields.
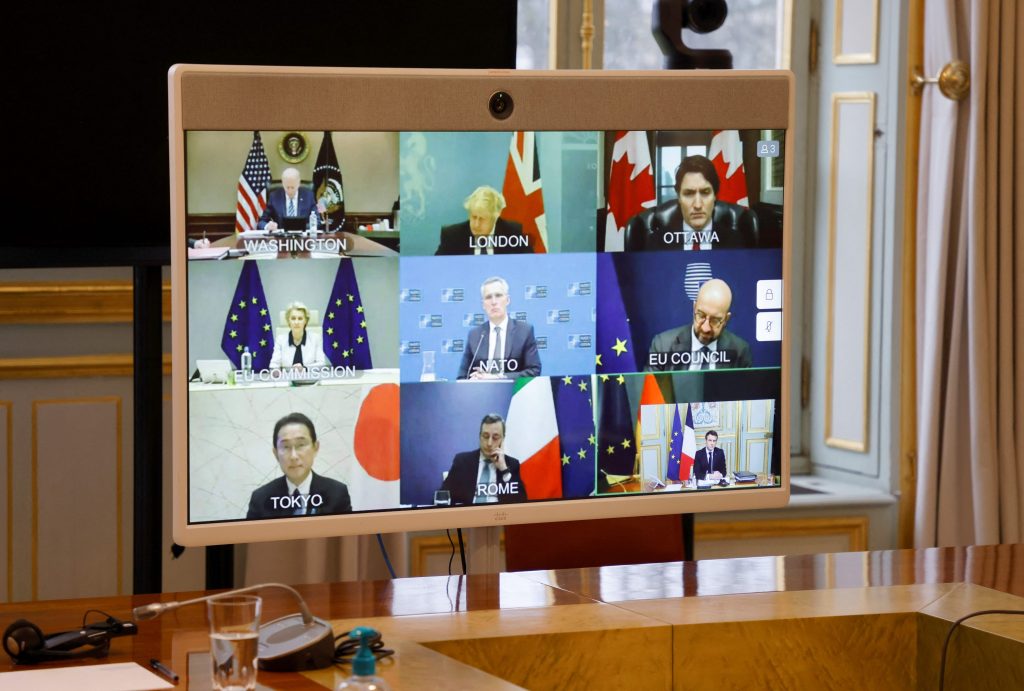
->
xmin=601 ymin=249 xmax=783 ymax=371
xmin=398 ymin=131 xmax=599 ymax=256
xmin=399 ymin=381 xmax=516 ymax=506
xmin=399 ymin=253 xmax=597 ymax=382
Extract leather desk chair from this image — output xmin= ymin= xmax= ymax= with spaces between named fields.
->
xmin=623 ymin=199 xmax=760 ymax=250
xmin=504 ymin=515 xmax=685 ymax=571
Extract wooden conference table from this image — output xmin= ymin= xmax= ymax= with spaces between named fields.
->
xmin=1 ymin=545 xmax=1022 ymax=689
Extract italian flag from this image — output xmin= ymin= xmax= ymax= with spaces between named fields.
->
xmin=504 ymin=376 xmax=563 ymax=499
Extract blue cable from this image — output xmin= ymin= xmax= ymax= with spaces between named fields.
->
xmin=376 ymin=533 xmax=397 ymax=579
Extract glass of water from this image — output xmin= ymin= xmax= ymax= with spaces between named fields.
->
xmin=207 ymin=595 xmax=262 ymax=691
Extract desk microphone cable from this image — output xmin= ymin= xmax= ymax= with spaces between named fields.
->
xmin=937 ymin=608 xmax=1024 ymax=691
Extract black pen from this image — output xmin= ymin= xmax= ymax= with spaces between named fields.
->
xmin=150 ymin=658 xmax=179 ymax=684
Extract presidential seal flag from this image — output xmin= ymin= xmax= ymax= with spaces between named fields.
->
xmin=313 ymin=131 xmax=346 ymax=230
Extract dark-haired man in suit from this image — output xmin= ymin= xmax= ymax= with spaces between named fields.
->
xmin=458 ymin=275 xmax=541 ymax=380
xmin=693 ymin=430 xmax=727 ymax=481
xmin=439 ymin=414 xmax=528 ymax=505
xmin=246 ymin=412 xmax=352 ymax=519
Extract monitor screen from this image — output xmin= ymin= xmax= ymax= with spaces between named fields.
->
xmin=171 ymin=68 xmax=792 ymax=545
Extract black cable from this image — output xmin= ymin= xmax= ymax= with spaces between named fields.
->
xmin=446 ymin=529 xmax=456 ymax=576
xmin=332 ymin=629 xmax=395 ymax=665
xmin=456 ymin=528 xmax=467 ymax=575
xmin=375 ymin=533 xmax=396 ymax=579
xmin=937 ymin=608 xmax=1024 ymax=691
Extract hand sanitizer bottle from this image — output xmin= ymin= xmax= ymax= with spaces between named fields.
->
xmin=335 ymin=627 xmax=391 ymax=691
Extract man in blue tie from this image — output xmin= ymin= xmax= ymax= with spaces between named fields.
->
xmin=246 ymin=412 xmax=352 ymax=519
xmin=257 ymin=167 xmax=320 ymax=231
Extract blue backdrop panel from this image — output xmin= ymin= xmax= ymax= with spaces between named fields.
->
xmin=399 ymin=253 xmax=597 ymax=382
xmin=598 ymin=249 xmax=783 ymax=372
xmin=399 ymin=381 xmax=516 ymax=506
xmin=398 ymin=131 xmax=599 ymax=256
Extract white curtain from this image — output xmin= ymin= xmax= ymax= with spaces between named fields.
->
xmin=915 ymin=0 xmax=1022 ymax=547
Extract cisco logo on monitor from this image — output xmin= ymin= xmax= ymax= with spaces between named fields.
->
xmin=492 ymin=511 xmax=508 ymax=522
xmin=440 ymin=288 xmax=464 ymax=302
xmin=400 ymin=288 xmax=422 ymax=302
xmin=525 ymin=285 xmax=548 ymax=299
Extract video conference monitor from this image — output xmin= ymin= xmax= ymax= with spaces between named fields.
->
xmin=170 ymin=66 xmax=793 ymax=546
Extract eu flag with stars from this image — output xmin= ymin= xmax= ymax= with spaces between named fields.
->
xmin=220 ymin=262 xmax=273 ymax=369
xmin=596 ymin=254 xmax=639 ymax=373
xmin=323 ymin=260 xmax=373 ymax=368
xmin=597 ymin=374 xmax=635 ymax=477
xmin=667 ymin=404 xmax=683 ymax=481
xmin=553 ymin=375 xmax=597 ymax=498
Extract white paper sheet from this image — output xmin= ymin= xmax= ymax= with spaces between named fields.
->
xmin=0 ymin=662 xmax=174 ymax=690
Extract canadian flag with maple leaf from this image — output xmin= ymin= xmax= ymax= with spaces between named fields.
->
xmin=604 ymin=131 xmax=656 ymax=252
xmin=708 ymin=129 xmax=749 ymax=207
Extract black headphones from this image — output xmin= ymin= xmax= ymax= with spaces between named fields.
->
xmin=3 ymin=614 xmax=135 ymax=665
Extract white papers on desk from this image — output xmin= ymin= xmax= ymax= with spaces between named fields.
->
xmin=0 ymin=662 xmax=173 ymax=690
xmin=187 ymin=247 xmax=228 ymax=260
xmin=237 ymin=230 xmax=268 ymax=238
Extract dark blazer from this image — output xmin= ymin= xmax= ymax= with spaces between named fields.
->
xmin=435 ymin=218 xmax=532 ymax=255
xmin=257 ymin=187 xmax=317 ymax=229
xmin=246 ymin=471 xmax=352 ymax=519
xmin=693 ymin=446 xmax=727 ymax=480
xmin=623 ymin=199 xmax=758 ymax=251
xmin=645 ymin=324 xmax=752 ymax=372
xmin=440 ymin=451 xmax=528 ymax=505
xmin=458 ymin=319 xmax=541 ymax=379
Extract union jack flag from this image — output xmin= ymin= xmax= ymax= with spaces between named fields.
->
xmin=501 ymin=131 xmax=547 ymax=253
xmin=235 ymin=131 xmax=272 ymax=232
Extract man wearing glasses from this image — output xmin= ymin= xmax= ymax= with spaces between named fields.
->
xmin=246 ymin=412 xmax=352 ymax=519
xmin=645 ymin=278 xmax=751 ymax=372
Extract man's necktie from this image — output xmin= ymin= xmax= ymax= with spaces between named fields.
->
xmin=288 ymin=198 xmax=296 ymax=217
xmin=700 ymin=345 xmax=711 ymax=370
xmin=291 ymin=488 xmax=305 ymax=516
xmin=494 ymin=326 xmax=504 ymax=373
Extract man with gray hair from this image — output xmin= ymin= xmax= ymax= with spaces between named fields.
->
xmin=439 ymin=413 xmax=528 ymax=505
xmin=458 ymin=276 xmax=541 ymax=380
xmin=258 ymin=167 xmax=322 ymax=231
xmin=435 ymin=185 xmax=532 ymax=255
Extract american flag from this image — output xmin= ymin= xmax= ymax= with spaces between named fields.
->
xmin=501 ymin=131 xmax=547 ymax=252
xmin=235 ymin=131 xmax=272 ymax=232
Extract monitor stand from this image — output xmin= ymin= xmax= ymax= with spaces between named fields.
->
xmin=467 ymin=526 xmax=503 ymax=573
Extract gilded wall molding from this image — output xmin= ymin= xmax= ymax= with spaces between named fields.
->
xmin=0 ymin=354 xmax=172 ymax=380
xmin=0 ymin=281 xmax=171 ymax=324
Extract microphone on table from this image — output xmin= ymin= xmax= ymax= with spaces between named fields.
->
xmin=132 ymin=582 xmax=334 ymax=671
xmin=467 ymin=330 xmax=487 ymax=376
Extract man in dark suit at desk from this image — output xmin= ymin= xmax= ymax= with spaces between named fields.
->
xmin=257 ymin=167 xmax=321 ymax=231
xmin=645 ymin=278 xmax=752 ymax=372
xmin=435 ymin=186 xmax=532 ymax=255
xmin=693 ymin=430 xmax=727 ymax=481
xmin=440 ymin=413 xmax=528 ymax=505
xmin=458 ymin=276 xmax=541 ymax=379
xmin=246 ymin=412 xmax=352 ymax=519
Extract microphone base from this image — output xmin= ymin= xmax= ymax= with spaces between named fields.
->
xmin=257 ymin=614 xmax=335 ymax=672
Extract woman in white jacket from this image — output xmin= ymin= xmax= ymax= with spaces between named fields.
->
xmin=269 ymin=302 xmax=325 ymax=369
